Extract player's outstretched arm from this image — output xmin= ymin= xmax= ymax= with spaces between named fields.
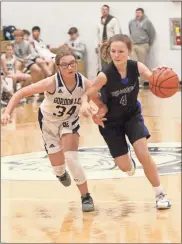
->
xmin=85 ymin=72 xmax=107 ymax=108
xmin=137 ymin=62 xmax=153 ymax=80
xmin=1 ymin=76 xmax=55 ymax=126
xmin=137 ymin=62 xmax=170 ymax=81
xmin=82 ymin=73 xmax=108 ymax=128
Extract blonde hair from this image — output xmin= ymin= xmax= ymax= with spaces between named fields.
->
xmin=13 ymin=29 xmax=24 ymax=37
xmin=55 ymin=45 xmax=77 ymax=65
xmin=100 ymin=34 xmax=132 ymax=63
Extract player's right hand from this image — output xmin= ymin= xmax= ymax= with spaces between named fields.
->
xmin=1 ymin=113 xmax=12 ymax=126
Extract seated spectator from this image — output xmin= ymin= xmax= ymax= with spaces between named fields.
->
xmin=1 ymin=75 xmax=13 ymax=106
xmin=65 ymin=27 xmax=86 ymax=60
xmin=32 ymin=26 xmax=55 ymax=74
xmin=1 ymin=43 xmax=31 ymax=92
xmin=12 ymin=29 xmax=52 ymax=82
xmin=23 ymin=29 xmax=31 ymax=41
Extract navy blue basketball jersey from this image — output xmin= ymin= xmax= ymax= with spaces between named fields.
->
xmin=100 ymin=60 xmax=140 ymax=120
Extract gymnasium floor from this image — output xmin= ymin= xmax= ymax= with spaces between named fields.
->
xmin=1 ymin=89 xmax=181 ymax=243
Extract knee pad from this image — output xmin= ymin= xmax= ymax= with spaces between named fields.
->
xmin=52 ymin=164 xmax=65 ymax=176
xmin=64 ymin=151 xmax=86 ymax=185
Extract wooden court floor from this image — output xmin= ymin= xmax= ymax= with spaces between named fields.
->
xmin=1 ymin=89 xmax=181 ymax=243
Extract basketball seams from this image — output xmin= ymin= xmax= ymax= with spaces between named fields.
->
xmin=157 ymin=75 xmax=178 ymax=88
xmin=150 ymin=69 xmax=179 ymax=98
xmin=150 ymin=84 xmax=178 ymax=89
xmin=158 ymin=86 xmax=168 ymax=98
xmin=154 ymin=68 xmax=166 ymax=94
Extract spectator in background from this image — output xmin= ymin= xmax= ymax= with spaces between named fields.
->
xmin=13 ymin=29 xmax=52 ymax=82
xmin=129 ymin=8 xmax=156 ymax=87
xmin=97 ymin=4 xmax=121 ymax=70
xmin=32 ymin=26 xmax=55 ymax=74
xmin=65 ymin=27 xmax=86 ymax=60
xmin=1 ymin=43 xmax=31 ymax=93
xmin=1 ymin=76 xmax=13 ymax=106
xmin=23 ymin=29 xmax=31 ymax=41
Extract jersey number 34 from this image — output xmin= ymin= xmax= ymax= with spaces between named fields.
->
xmin=53 ymin=105 xmax=76 ymax=117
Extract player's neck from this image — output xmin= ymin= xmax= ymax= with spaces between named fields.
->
xmin=62 ymin=74 xmax=76 ymax=85
xmin=115 ymin=63 xmax=127 ymax=73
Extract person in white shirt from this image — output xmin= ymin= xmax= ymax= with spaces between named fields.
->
xmin=97 ymin=4 xmax=121 ymax=70
xmin=65 ymin=27 xmax=86 ymax=60
xmin=32 ymin=26 xmax=55 ymax=75
xmin=1 ymin=43 xmax=31 ymax=91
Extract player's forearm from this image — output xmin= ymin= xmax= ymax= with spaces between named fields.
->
xmin=4 ymin=91 xmax=24 ymax=115
xmin=90 ymin=93 xmax=106 ymax=109
xmin=85 ymin=86 xmax=105 ymax=108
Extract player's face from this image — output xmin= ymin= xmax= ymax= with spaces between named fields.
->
xmin=58 ymin=55 xmax=77 ymax=77
xmin=110 ymin=41 xmax=131 ymax=65
xmin=6 ymin=46 xmax=14 ymax=57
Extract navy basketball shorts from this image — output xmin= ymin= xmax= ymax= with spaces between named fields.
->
xmin=99 ymin=113 xmax=150 ymax=158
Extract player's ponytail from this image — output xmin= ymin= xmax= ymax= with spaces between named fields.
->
xmin=100 ymin=41 xmax=111 ymax=63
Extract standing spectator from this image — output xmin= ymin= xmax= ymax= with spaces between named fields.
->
xmin=97 ymin=4 xmax=121 ymax=70
xmin=65 ymin=27 xmax=86 ymax=60
xmin=32 ymin=26 xmax=55 ymax=74
xmin=129 ymin=8 xmax=156 ymax=86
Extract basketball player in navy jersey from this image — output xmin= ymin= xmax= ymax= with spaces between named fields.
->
xmin=1 ymin=46 xmax=95 ymax=212
xmin=83 ymin=34 xmax=171 ymax=209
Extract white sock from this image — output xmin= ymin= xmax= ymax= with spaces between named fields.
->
xmin=153 ymin=184 xmax=164 ymax=197
xmin=53 ymin=165 xmax=65 ymax=176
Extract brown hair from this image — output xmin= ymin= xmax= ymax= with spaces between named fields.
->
xmin=13 ymin=29 xmax=24 ymax=37
xmin=102 ymin=4 xmax=110 ymax=9
xmin=136 ymin=8 xmax=144 ymax=14
xmin=23 ymin=29 xmax=30 ymax=36
xmin=55 ymin=45 xmax=77 ymax=65
xmin=100 ymin=34 xmax=132 ymax=63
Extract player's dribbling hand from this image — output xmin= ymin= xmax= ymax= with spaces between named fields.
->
xmin=152 ymin=66 xmax=172 ymax=72
xmin=1 ymin=113 xmax=12 ymax=126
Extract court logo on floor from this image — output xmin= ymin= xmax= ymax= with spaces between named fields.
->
xmin=1 ymin=143 xmax=181 ymax=180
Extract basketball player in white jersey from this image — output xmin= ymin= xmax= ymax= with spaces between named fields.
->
xmin=1 ymin=46 xmax=96 ymax=212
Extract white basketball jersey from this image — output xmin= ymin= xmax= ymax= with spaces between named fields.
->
xmin=33 ymin=39 xmax=56 ymax=59
xmin=40 ymin=72 xmax=86 ymax=122
xmin=5 ymin=55 xmax=15 ymax=73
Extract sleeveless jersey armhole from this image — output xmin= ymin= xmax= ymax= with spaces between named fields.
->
xmin=47 ymin=73 xmax=58 ymax=95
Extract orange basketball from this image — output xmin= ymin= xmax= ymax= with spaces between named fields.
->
xmin=149 ymin=68 xmax=179 ymax=98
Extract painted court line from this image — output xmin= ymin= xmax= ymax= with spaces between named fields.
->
xmin=3 ymin=198 xmax=180 ymax=205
